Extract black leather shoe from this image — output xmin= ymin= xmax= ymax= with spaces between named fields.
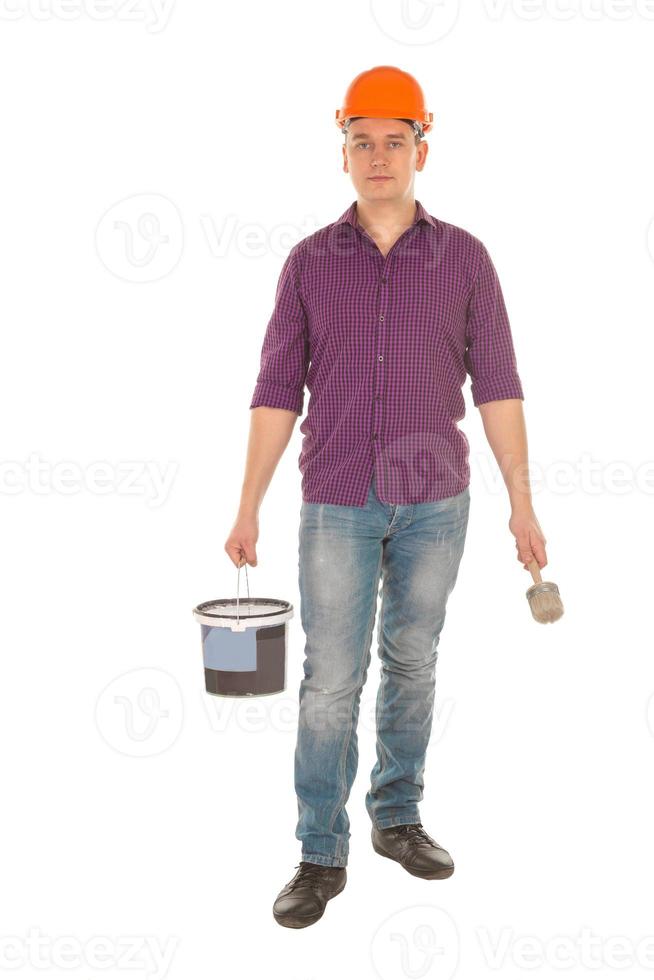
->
xmin=371 ymin=823 xmax=455 ymax=880
xmin=272 ymin=861 xmax=347 ymax=928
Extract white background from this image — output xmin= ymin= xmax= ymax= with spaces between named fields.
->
xmin=2 ymin=1 xmax=653 ymax=978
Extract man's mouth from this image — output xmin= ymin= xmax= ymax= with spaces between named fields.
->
xmin=369 ymin=176 xmax=392 ymax=181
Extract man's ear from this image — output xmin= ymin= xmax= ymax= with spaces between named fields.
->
xmin=342 ymin=144 xmax=349 ymax=173
xmin=416 ymin=141 xmax=429 ymax=173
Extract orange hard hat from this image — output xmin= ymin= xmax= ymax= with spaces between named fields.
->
xmin=335 ymin=65 xmax=433 ymax=135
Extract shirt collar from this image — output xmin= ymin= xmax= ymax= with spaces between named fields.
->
xmin=334 ymin=198 xmax=438 ymax=232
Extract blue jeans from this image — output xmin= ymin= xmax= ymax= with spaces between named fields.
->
xmin=294 ymin=475 xmax=470 ymax=867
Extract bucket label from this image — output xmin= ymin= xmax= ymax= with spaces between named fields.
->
xmin=202 ymin=625 xmax=257 ymax=672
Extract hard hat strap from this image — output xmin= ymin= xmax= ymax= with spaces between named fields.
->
xmin=342 ymin=118 xmax=424 ymax=139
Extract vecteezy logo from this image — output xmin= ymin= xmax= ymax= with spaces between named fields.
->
xmin=370 ymin=0 xmax=460 ymax=44
xmin=95 ymin=667 xmax=184 ymax=757
xmin=370 ymin=904 xmax=459 ymax=979
xmin=95 ymin=192 xmax=183 ymax=283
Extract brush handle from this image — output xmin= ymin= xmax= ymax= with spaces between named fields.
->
xmin=528 ymin=558 xmax=542 ymax=585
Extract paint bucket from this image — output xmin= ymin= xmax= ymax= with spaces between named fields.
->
xmin=192 ymin=561 xmax=293 ymax=697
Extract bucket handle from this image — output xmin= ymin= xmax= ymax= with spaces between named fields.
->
xmin=233 ymin=555 xmax=252 ymax=632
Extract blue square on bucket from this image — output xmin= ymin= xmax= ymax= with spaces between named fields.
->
xmin=202 ymin=626 xmax=257 ymax=672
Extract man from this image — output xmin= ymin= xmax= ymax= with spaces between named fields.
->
xmin=225 ymin=65 xmax=547 ymax=929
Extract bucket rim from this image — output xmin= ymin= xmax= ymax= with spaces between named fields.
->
xmin=192 ymin=596 xmax=293 ymax=621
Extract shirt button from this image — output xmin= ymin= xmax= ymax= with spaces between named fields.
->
xmin=378 ymin=355 xmax=383 ymax=361
xmin=379 ymin=314 xmax=384 ymax=321
xmin=381 ymin=276 xmax=388 ymax=283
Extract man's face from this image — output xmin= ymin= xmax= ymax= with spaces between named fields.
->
xmin=341 ymin=117 xmax=428 ymax=202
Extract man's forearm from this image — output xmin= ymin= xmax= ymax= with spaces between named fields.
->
xmin=239 ymin=407 xmax=298 ymax=516
xmin=477 ymin=398 xmax=533 ymax=512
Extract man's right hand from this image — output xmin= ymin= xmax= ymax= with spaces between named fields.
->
xmin=224 ymin=514 xmax=259 ymax=568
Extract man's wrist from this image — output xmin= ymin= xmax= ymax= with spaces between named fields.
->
xmin=510 ymin=494 xmax=533 ymax=514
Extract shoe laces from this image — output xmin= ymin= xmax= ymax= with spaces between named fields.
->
xmin=289 ymin=861 xmax=332 ymax=890
xmin=397 ymin=823 xmax=436 ymax=847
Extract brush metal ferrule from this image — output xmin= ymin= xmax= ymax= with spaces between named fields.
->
xmin=526 ymin=581 xmax=560 ymax=601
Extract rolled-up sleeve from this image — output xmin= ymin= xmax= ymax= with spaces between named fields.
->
xmin=464 ymin=243 xmax=524 ymax=407
xmin=249 ymin=247 xmax=310 ymax=415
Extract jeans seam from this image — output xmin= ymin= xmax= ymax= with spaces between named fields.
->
xmin=327 ymin=544 xmax=384 ymax=856
xmin=375 ymin=556 xmax=389 ymax=779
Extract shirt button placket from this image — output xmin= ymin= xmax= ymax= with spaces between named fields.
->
xmin=372 ymin=263 xmax=389 ymax=452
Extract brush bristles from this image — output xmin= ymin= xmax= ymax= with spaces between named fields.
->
xmin=529 ymin=591 xmax=564 ymax=624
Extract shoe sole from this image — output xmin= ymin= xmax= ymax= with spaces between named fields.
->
xmin=272 ymin=875 xmax=347 ymax=929
xmin=372 ymin=837 xmax=455 ymax=880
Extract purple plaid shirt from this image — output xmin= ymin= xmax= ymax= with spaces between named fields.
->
xmin=249 ymin=198 xmax=524 ymax=506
